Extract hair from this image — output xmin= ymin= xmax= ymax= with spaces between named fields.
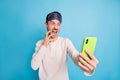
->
xmin=46 ymin=11 xmax=62 ymax=23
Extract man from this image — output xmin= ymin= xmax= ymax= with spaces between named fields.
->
xmin=31 ymin=11 xmax=99 ymax=80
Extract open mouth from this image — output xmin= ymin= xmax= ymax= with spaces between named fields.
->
xmin=52 ymin=30 xmax=57 ymax=34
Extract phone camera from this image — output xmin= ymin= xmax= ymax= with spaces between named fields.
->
xmin=86 ymin=39 xmax=88 ymax=44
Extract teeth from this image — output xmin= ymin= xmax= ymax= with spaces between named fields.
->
xmin=52 ymin=30 xmax=57 ymax=33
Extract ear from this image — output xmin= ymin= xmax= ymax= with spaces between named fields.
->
xmin=45 ymin=22 xmax=48 ymax=28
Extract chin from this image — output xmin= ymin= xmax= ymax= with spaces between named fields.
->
xmin=53 ymin=35 xmax=58 ymax=38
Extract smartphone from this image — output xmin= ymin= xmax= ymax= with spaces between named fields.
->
xmin=81 ymin=37 xmax=97 ymax=59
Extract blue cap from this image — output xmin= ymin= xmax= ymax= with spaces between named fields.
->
xmin=46 ymin=11 xmax=62 ymax=23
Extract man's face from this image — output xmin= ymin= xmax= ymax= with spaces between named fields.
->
xmin=45 ymin=19 xmax=60 ymax=38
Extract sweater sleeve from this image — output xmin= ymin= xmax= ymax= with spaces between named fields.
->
xmin=66 ymin=39 xmax=94 ymax=76
xmin=84 ymin=70 xmax=94 ymax=76
xmin=31 ymin=40 xmax=47 ymax=70
xmin=66 ymin=38 xmax=79 ymax=65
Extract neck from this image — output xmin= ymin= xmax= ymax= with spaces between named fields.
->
xmin=54 ymin=36 xmax=58 ymax=41
xmin=52 ymin=36 xmax=58 ymax=42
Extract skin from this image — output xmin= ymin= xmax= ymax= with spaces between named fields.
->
xmin=78 ymin=49 xmax=99 ymax=74
xmin=42 ymin=19 xmax=99 ymax=74
xmin=42 ymin=19 xmax=60 ymax=46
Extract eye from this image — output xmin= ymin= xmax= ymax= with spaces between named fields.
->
xmin=57 ymin=23 xmax=60 ymax=26
xmin=51 ymin=22 xmax=55 ymax=25
xmin=48 ymin=21 xmax=55 ymax=25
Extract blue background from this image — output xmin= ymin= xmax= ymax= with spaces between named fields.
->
xmin=0 ymin=0 xmax=120 ymax=80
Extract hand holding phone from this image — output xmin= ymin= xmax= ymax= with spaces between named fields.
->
xmin=78 ymin=37 xmax=99 ymax=73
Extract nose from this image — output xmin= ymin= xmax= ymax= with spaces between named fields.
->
xmin=54 ymin=24 xmax=58 ymax=29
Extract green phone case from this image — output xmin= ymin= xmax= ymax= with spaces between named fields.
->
xmin=81 ymin=37 xmax=97 ymax=59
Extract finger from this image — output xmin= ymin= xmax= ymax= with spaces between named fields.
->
xmin=86 ymin=49 xmax=99 ymax=64
xmin=46 ymin=30 xmax=52 ymax=37
xmin=78 ymin=61 xmax=89 ymax=72
xmin=79 ymin=54 xmax=91 ymax=64
xmin=48 ymin=34 xmax=54 ymax=39
xmin=79 ymin=56 xmax=94 ymax=71
xmin=79 ymin=54 xmax=96 ymax=68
